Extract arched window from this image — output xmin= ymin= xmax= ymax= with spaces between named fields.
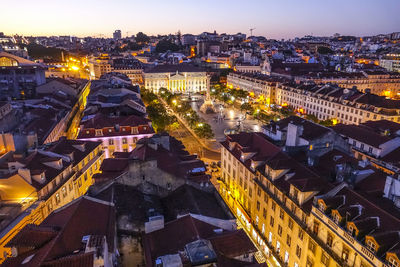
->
xmin=0 ymin=56 xmax=18 ymax=67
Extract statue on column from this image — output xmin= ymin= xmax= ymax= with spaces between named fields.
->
xmin=200 ymin=75 xmax=216 ymax=113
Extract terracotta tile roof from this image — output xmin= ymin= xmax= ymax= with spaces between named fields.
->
xmin=78 ymin=113 xmax=153 ymax=138
xmin=145 ymin=64 xmax=205 ymax=73
xmin=6 ymin=224 xmax=58 ymax=248
xmin=209 ymin=230 xmax=256 ymax=258
xmin=3 ymin=196 xmax=115 ymax=267
xmin=268 ymin=115 xmax=331 ymax=141
xmin=143 ymin=214 xmax=255 ymax=266
xmin=161 ymin=185 xmax=229 ymax=221
xmin=128 ymin=135 xmax=207 ymax=183
xmin=331 ymin=124 xmax=393 ymax=147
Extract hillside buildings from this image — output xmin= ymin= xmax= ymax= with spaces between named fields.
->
xmin=88 ymin=54 xmax=143 ymax=84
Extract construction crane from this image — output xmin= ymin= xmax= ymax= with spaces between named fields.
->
xmin=249 ymin=28 xmax=256 ymax=37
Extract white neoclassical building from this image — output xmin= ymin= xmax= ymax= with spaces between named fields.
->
xmin=143 ymin=64 xmax=208 ymax=94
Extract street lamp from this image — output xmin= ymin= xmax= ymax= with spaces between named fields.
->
xmin=172 ymin=99 xmax=177 ymax=105
xmin=198 ymin=123 xmax=204 ymax=127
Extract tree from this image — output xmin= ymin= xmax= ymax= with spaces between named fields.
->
xmin=305 ymin=114 xmax=319 ymax=123
xmin=27 ymin=44 xmax=66 ymax=61
xmin=240 ymin=103 xmax=252 ymax=112
xmin=317 ymin=46 xmax=334 ymax=55
xmin=320 ymin=119 xmax=334 ymax=127
xmin=155 ymin=39 xmax=179 ymax=53
xmin=136 ymin=32 xmax=150 ymax=43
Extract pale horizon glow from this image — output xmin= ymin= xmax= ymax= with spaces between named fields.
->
xmin=1 ymin=0 xmax=400 ymax=39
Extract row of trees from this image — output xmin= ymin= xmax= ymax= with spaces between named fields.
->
xmin=159 ymin=89 xmax=214 ymax=139
xmin=141 ymin=88 xmax=177 ymax=132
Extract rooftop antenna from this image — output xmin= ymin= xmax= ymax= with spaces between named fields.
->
xmin=250 ymin=28 xmax=256 ymax=37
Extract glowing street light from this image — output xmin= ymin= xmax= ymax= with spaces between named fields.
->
xmin=197 ymin=123 xmax=204 ymax=127
xmin=172 ymin=99 xmax=177 ymax=105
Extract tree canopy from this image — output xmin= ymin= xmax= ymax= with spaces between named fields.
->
xmin=136 ymin=32 xmax=150 ymax=43
xmin=155 ymin=39 xmax=179 ymax=53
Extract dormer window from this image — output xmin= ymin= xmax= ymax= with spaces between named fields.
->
xmin=366 ymin=239 xmax=377 ymax=253
xmin=318 ymin=201 xmax=325 ymax=212
xmin=348 ymin=225 xmax=354 ymax=236
xmin=333 ymin=212 xmax=340 ymax=224
xmin=388 ymin=256 xmax=399 ymax=267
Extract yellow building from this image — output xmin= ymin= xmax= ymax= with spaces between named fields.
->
xmin=218 ymin=132 xmax=400 ymax=267
xmin=0 ymin=138 xmax=104 ymax=263
xmin=144 ymin=64 xmax=208 ymax=94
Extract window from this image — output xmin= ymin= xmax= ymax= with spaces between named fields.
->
xmin=272 ymin=202 xmax=276 ymax=211
xmin=342 ymin=246 xmax=350 ymax=262
xmin=278 ymin=225 xmax=282 ymax=236
xmin=298 ymin=229 xmax=304 ymax=240
xmin=306 ymin=257 xmax=314 ymax=267
xmin=122 ymin=137 xmax=127 ymax=144
xmin=286 ymin=234 xmax=291 ymax=246
xmin=249 ymin=187 xmax=252 ymax=197
xmin=288 ymin=219 xmax=293 ymax=230
xmin=327 ymin=233 xmax=333 ymax=247
xmin=309 ymin=240 xmax=316 ymax=254
xmin=279 ymin=209 xmax=284 ymax=220
xmin=62 ymin=186 xmax=67 ymax=197
xmin=69 ymin=183 xmax=73 ymax=192
xmin=321 ymin=252 xmax=330 ymax=266
xmin=313 ymin=221 xmax=319 ymax=235
xmin=263 ymin=208 xmax=267 ymax=219
xmin=333 ymin=213 xmax=340 ymax=224
xmin=348 ymin=224 xmax=355 ymax=236
xmin=367 ymin=239 xmax=377 ymax=253
xmin=388 ymin=257 xmax=399 ymax=267
xmin=256 ymin=201 xmax=260 ymax=211
xmin=108 ymin=139 xmax=114 ymax=145
xmin=369 ymin=147 xmax=373 ymax=154
xmin=296 ymin=245 xmax=302 ymax=258
xmin=270 ymin=216 xmax=274 ymax=227
xmin=257 ymin=187 xmax=261 ymax=196
xmin=55 ymin=193 xmax=61 ymax=204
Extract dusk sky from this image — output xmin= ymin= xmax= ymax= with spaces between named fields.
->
xmin=2 ymin=0 xmax=400 ymax=39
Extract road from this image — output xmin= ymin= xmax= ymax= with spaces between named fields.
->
xmin=169 ymin=122 xmax=221 ymax=162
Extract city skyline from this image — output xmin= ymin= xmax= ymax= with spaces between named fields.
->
xmin=2 ymin=0 xmax=400 ymax=39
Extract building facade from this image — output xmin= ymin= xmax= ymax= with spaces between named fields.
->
xmin=144 ymin=64 xmax=208 ymax=94
xmin=218 ymin=132 xmax=400 ymax=267
xmin=0 ymin=51 xmax=46 ymax=99
xmin=0 ymin=139 xmax=104 ymax=262
xmin=77 ymin=114 xmax=155 ymax=158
